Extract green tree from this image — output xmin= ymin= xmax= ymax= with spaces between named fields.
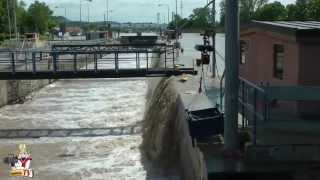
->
xmin=189 ymin=7 xmax=210 ymax=29
xmin=240 ymin=0 xmax=268 ymax=22
xmin=26 ymin=1 xmax=54 ymax=34
xmin=219 ymin=1 xmax=226 ymax=27
xmin=308 ymin=0 xmax=320 ymax=20
xmin=254 ymin=1 xmax=287 ymax=21
xmin=16 ymin=1 xmax=28 ymax=34
xmin=168 ymin=14 xmax=188 ymax=29
xmin=0 ymin=1 xmax=6 ymax=33
xmin=286 ymin=0 xmax=310 ymax=20
xmin=219 ymin=0 xmax=268 ymax=24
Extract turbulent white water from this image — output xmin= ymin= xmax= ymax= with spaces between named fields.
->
xmin=0 ymin=79 xmax=147 ymax=129
xmin=0 ymin=33 xmax=224 ymax=179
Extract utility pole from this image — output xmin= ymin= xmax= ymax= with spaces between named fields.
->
xmin=87 ymin=4 xmax=90 ymax=23
xmin=80 ymin=0 xmax=82 ymax=24
xmin=106 ymin=0 xmax=109 ymax=29
xmin=13 ymin=0 xmax=18 ymax=41
xmin=157 ymin=12 xmax=160 ymax=25
xmin=157 ymin=12 xmax=160 ymax=34
xmin=212 ymin=0 xmax=216 ymax=78
xmin=158 ymin=4 xmax=170 ymax=25
xmin=104 ymin=13 xmax=106 ymax=31
xmin=6 ymin=0 xmax=12 ymax=39
xmin=180 ymin=0 xmax=183 ymax=18
xmin=175 ymin=0 xmax=178 ymax=31
xmin=172 ymin=12 xmax=174 ymax=23
xmin=224 ymin=0 xmax=240 ymax=153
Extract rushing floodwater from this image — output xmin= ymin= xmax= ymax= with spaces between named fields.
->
xmin=0 ymin=33 xmax=225 ymax=180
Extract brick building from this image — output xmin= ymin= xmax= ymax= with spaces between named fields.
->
xmin=240 ymin=21 xmax=320 ymax=118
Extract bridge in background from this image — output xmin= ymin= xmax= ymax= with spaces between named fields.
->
xmin=0 ymin=43 xmax=196 ymax=80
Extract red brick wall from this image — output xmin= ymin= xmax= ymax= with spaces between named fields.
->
xmin=298 ymin=42 xmax=320 ymax=118
xmin=240 ymin=29 xmax=300 ymax=115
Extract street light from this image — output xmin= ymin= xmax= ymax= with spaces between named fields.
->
xmin=104 ymin=9 xmax=114 ymax=30
xmin=80 ymin=0 xmax=92 ymax=23
xmin=86 ymin=3 xmax=90 ymax=23
xmin=6 ymin=0 xmax=12 ymax=39
xmin=158 ymin=4 xmax=170 ymax=25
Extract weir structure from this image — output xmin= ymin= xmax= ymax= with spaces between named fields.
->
xmin=0 ymin=43 xmax=196 ymax=80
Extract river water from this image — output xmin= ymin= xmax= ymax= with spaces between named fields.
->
xmin=0 ymin=33 xmax=225 ymax=180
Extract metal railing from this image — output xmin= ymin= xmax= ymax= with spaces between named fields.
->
xmin=238 ymin=77 xmax=269 ymax=145
xmin=0 ymin=44 xmax=194 ymax=79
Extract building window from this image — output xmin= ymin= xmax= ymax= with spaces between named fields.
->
xmin=273 ymin=44 xmax=284 ymax=79
xmin=240 ymin=40 xmax=248 ymax=64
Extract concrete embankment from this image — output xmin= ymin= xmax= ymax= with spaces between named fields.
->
xmin=142 ymin=77 xmax=208 ymax=180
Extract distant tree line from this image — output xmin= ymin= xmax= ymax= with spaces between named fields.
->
xmin=167 ymin=7 xmax=212 ymax=32
xmin=0 ymin=0 xmax=56 ymax=40
xmin=167 ymin=0 xmax=320 ymax=32
xmin=220 ymin=0 xmax=320 ymax=27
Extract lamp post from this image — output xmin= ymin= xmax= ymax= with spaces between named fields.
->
xmin=158 ymin=4 xmax=170 ymax=25
xmin=106 ymin=0 xmax=109 ymax=25
xmin=87 ymin=3 xmax=90 ymax=23
xmin=13 ymin=0 xmax=18 ymax=41
xmin=104 ymin=9 xmax=114 ymax=30
xmin=80 ymin=0 xmax=92 ymax=24
xmin=6 ymin=0 xmax=12 ymax=39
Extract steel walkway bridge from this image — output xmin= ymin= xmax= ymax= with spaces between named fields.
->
xmin=0 ymin=125 xmax=141 ymax=138
xmin=0 ymin=43 xmax=196 ymax=80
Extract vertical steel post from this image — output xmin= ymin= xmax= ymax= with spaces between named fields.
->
xmin=164 ymin=48 xmax=167 ymax=70
xmin=175 ymin=0 xmax=178 ymax=36
xmin=115 ymin=53 xmax=119 ymax=73
xmin=32 ymin=52 xmax=36 ymax=74
xmin=137 ymin=53 xmax=140 ymax=69
xmin=85 ymin=55 xmax=88 ymax=70
xmin=212 ymin=0 xmax=216 ymax=78
xmin=94 ymin=53 xmax=98 ymax=72
xmin=136 ymin=52 xmax=138 ymax=70
xmin=146 ymin=52 xmax=149 ymax=72
xmin=10 ymin=52 xmax=15 ymax=74
xmin=73 ymin=53 xmax=77 ymax=72
xmin=242 ymin=81 xmax=245 ymax=128
xmin=253 ymin=89 xmax=257 ymax=145
xmin=24 ymin=52 xmax=28 ymax=71
xmin=224 ymin=0 xmax=240 ymax=152
xmin=261 ymin=82 xmax=267 ymax=123
xmin=53 ymin=53 xmax=58 ymax=73
xmin=172 ymin=46 xmax=175 ymax=68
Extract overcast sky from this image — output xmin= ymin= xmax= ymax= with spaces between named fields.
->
xmin=23 ymin=0 xmax=296 ymax=23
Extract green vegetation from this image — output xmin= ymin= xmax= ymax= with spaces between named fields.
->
xmin=168 ymin=7 xmax=212 ymax=32
xmin=219 ymin=0 xmax=320 ymax=27
xmin=167 ymin=0 xmax=320 ymax=32
xmin=0 ymin=0 xmax=56 ymax=41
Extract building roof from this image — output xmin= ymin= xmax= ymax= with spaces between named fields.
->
xmin=253 ymin=21 xmax=320 ymax=30
xmin=242 ymin=21 xmax=320 ymax=38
